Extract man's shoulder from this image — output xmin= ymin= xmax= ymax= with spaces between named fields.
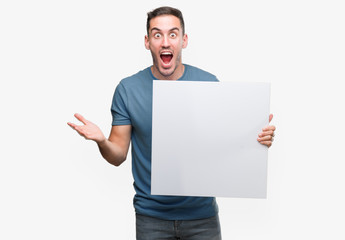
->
xmin=183 ymin=64 xmax=218 ymax=82
xmin=119 ymin=67 xmax=152 ymax=86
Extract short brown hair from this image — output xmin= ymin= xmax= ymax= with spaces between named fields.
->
xmin=146 ymin=6 xmax=185 ymax=36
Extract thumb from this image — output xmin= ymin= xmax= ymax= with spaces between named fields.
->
xmin=269 ymin=114 xmax=273 ymax=123
xmin=74 ymin=113 xmax=88 ymax=125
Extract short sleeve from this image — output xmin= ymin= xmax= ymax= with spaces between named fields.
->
xmin=111 ymin=82 xmax=131 ymax=126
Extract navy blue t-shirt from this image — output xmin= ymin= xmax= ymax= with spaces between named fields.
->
xmin=111 ymin=64 xmax=219 ymax=220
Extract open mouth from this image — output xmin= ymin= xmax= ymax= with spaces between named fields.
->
xmin=160 ymin=52 xmax=173 ymax=64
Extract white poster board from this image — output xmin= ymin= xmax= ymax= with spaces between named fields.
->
xmin=152 ymin=81 xmax=270 ymax=198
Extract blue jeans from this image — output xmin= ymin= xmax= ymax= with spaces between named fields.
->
xmin=136 ymin=213 xmax=222 ymax=240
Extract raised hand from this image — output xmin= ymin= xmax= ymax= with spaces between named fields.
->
xmin=67 ymin=113 xmax=106 ymax=143
xmin=257 ymin=114 xmax=276 ymax=148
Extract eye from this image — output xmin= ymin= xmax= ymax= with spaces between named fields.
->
xmin=170 ymin=33 xmax=177 ymax=38
xmin=154 ymin=33 xmax=161 ymax=38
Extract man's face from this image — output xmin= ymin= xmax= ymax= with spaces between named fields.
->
xmin=145 ymin=15 xmax=188 ymax=80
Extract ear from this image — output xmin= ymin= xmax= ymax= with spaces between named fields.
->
xmin=182 ymin=34 xmax=188 ymax=49
xmin=144 ymin=35 xmax=150 ymax=50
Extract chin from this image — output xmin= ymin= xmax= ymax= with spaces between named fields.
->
xmin=158 ymin=67 xmax=175 ymax=78
xmin=162 ymin=69 xmax=174 ymax=76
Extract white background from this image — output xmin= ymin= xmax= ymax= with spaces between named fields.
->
xmin=0 ymin=0 xmax=344 ymax=239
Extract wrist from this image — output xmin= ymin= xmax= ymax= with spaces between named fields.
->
xmin=96 ymin=136 xmax=107 ymax=146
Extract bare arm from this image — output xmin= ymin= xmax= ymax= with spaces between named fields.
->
xmin=68 ymin=113 xmax=131 ymax=166
xmin=98 ymin=125 xmax=131 ymax=166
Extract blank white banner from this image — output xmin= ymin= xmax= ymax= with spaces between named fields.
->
xmin=152 ymin=81 xmax=270 ymax=198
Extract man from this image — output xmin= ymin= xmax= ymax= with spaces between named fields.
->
xmin=68 ymin=6 xmax=276 ymax=240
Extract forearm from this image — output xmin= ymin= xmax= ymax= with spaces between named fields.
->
xmin=97 ymin=139 xmax=127 ymax=166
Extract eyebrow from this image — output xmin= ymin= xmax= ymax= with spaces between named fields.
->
xmin=150 ymin=27 xmax=180 ymax=33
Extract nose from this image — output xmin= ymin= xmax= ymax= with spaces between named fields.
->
xmin=162 ymin=35 xmax=170 ymax=48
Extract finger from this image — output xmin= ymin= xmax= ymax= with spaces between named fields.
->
xmin=262 ymin=125 xmax=276 ymax=132
xmin=67 ymin=122 xmax=78 ymax=130
xmin=258 ymin=130 xmax=274 ymax=137
xmin=257 ymin=135 xmax=273 ymax=141
xmin=74 ymin=113 xmax=88 ymax=125
xmin=67 ymin=122 xmax=90 ymax=140
xmin=259 ymin=140 xmax=272 ymax=148
xmin=269 ymin=114 xmax=273 ymax=123
xmin=73 ymin=125 xmax=87 ymax=138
